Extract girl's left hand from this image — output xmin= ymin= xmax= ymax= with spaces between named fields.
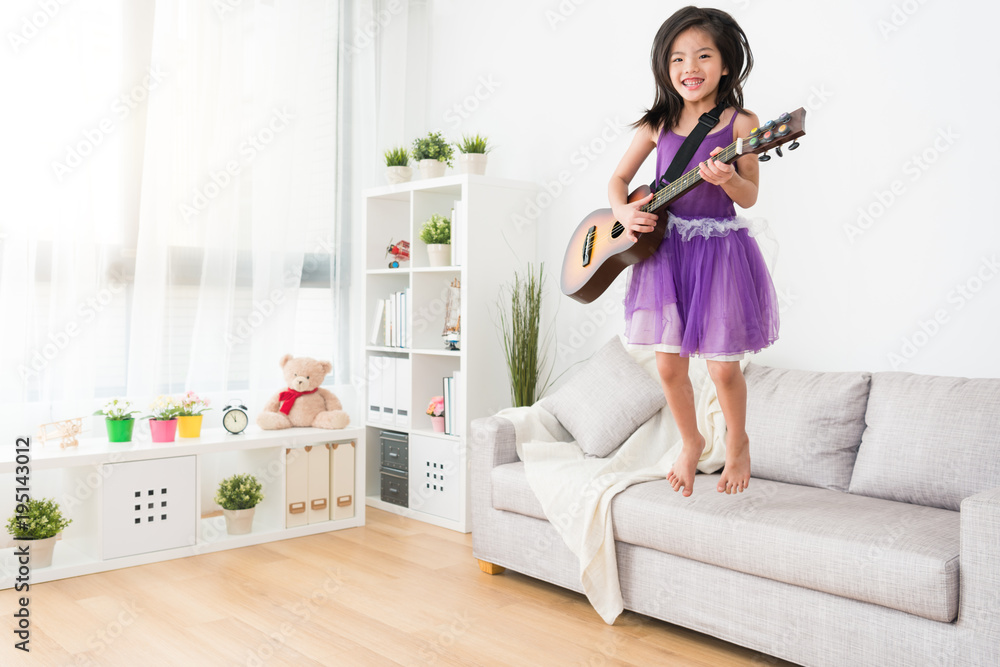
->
xmin=699 ymin=147 xmax=735 ymax=185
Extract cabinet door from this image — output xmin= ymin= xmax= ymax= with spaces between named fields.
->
xmin=408 ymin=434 xmax=460 ymax=522
xmin=307 ymin=445 xmax=330 ymax=524
xmin=330 ymin=442 xmax=355 ymax=520
xmin=102 ymin=456 xmax=196 ymax=560
xmin=285 ymin=448 xmax=309 ymax=528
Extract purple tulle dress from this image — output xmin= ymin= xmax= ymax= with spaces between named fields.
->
xmin=623 ymin=110 xmax=780 ymax=360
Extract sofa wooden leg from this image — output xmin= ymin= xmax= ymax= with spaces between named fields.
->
xmin=477 ymin=559 xmax=506 ymax=575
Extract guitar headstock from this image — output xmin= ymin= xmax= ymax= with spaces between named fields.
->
xmin=739 ymin=107 xmax=806 ymax=161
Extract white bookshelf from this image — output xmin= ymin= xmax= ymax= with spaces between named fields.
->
xmin=361 ymin=174 xmax=537 ymax=532
xmin=0 ymin=426 xmax=364 ymax=588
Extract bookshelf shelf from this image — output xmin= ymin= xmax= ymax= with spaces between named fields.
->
xmin=0 ymin=427 xmax=364 ymax=589
xmin=360 ymin=174 xmax=537 ymax=532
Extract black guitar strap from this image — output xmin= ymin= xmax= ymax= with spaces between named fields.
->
xmin=650 ymin=101 xmax=729 ymax=191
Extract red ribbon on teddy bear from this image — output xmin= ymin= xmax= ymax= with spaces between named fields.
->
xmin=278 ymin=387 xmax=319 ymax=415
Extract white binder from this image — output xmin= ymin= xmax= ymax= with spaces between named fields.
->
xmin=285 ymin=447 xmax=309 ymax=528
xmin=307 ymin=445 xmax=331 ymax=524
xmin=330 ymin=442 xmax=355 ymax=520
xmin=382 ymin=356 xmax=396 ymax=424
xmin=395 ymin=357 xmax=411 ymax=428
xmin=367 ymin=356 xmax=383 ymax=423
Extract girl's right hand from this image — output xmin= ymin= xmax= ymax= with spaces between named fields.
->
xmin=613 ymin=192 xmax=658 ymax=242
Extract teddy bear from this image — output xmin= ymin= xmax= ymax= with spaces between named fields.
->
xmin=257 ymin=354 xmax=351 ymax=430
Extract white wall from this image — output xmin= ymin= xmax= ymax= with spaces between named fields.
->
xmin=419 ymin=0 xmax=1000 ymax=379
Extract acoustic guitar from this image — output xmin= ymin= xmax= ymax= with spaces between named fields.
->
xmin=560 ymin=108 xmax=807 ymax=304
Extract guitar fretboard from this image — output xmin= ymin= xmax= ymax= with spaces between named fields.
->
xmin=640 ymin=140 xmax=741 ymax=213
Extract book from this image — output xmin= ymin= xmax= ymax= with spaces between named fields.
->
xmin=452 ymin=369 xmax=463 ymax=437
xmin=443 ymin=376 xmax=453 ymax=435
xmin=369 ymin=299 xmax=385 ymax=345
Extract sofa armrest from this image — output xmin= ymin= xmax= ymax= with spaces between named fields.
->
xmin=958 ymin=486 xmax=1000 ymax=664
xmin=471 ymin=416 xmax=518 ymax=469
xmin=470 ymin=416 xmax=517 ymax=550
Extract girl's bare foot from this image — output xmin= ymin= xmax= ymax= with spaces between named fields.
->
xmin=718 ymin=432 xmax=751 ymax=494
xmin=667 ymin=433 xmax=706 ymax=497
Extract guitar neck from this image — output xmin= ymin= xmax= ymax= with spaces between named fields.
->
xmin=640 ymin=137 xmax=743 ymax=214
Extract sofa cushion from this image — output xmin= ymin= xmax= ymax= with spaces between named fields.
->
xmin=492 ymin=462 xmax=545 ymax=519
xmin=849 ymin=372 xmax=1000 ymax=511
xmin=539 ymin=336 xmax=665 ymax=458
xmin=611 ymin=476 xmax=960 ymax=623
xmin=491 ymin=463 xmax=960 ymax=622
xmin=744 ymin=362 xmax=871 ymax=492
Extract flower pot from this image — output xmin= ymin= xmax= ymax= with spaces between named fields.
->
xmin=431 ymin=415 xmax=445 ymax=433
xmin=385 ymin=166 xmax=413 ymax=185
xmin=223 ymin=507 xmax=256 ymax=535
xmin=458 ymin=153 xmax=487 ymax=175
xmin=177 ymin=415 xmax=203 ymax=438
xmin=426 ymin=244 xmax=451 ymax=267
xmin=105 ymin=418 xmax=135 ymax=443
xmin=150 ymin=419 xmax=178 ymax=443
xmin=13 ymin=536 xmax=57 ymax=569
xmin=418 ymin=159 xmax=446 ymax=179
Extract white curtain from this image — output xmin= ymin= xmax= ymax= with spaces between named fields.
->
xmin=1 ymin=0 xmax=346 ymax=434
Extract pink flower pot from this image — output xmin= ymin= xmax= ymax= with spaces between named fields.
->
xmin=431 ymin=416 xmax=445 ymax=433
xmin=150 ymin=419 xmax=178 ymax=443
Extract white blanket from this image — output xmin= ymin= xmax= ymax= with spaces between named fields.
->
xmin=496 ymin=341 xmax=748 ymax=624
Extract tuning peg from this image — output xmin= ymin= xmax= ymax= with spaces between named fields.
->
xmin=788 ymin=140 xmax=800 ymax=150
xmin=776 ymin=146 xmax=783 ymax=158
xmin=759 ymin=152 xmax=771 ymax=162
xmin=777 ymin=112 xmax=791 ymax=124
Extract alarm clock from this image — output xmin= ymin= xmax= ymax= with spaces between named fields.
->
xmin=222 ymin=402 xmax=249 ymax=434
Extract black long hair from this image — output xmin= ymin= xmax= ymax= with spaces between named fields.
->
xmin=634 ymin=6 xmax=753 ymax=133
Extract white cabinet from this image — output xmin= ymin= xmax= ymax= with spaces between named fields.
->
xmin=361 ymin=174 xmax=538 ymax=532
xmin=0 ymin=426 xmax=364 ymax=589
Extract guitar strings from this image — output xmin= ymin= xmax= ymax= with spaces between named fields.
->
xmin=585 ymin=140 xmax=741 ymax=249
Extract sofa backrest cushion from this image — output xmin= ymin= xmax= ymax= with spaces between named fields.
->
xmin=540 ymin=335 xmax=666 ymax=458
xmin=848 ymin=372 xmax=1000 ymax=511
xmin=744 ymin=362 xmax=871 ymax=492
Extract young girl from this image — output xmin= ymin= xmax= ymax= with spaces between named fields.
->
xmin=610 ymin=6 xmax=779 ymax=497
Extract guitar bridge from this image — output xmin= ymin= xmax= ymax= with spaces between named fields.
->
xmin=582 ymin=225 xmax=596 ymax=267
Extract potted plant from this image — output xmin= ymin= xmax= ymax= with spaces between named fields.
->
xmin=497 ymin=263 xmax=554 ymax=407
xmin=5 ymin=497 xmax=72 ymax=569
xmin=419 ymin=213 xmax=452 ymax=267
xmin=144 ymin=395 xmax=182 ymax=443
xmin=215 ymin=473 xmax=264 ymax=535
xmin=177 ymin=391 xmax=211 ymax=438
xmin=411 ymin=131 xmax=453 ymax=179
xmin=426 ymin=395 xmax=445 ymax=433
xmin=93 ymin=398 xmax=140 ymax=443
xmin=455 ymin=133 xmax=491 ymax=175
xmin=384 ymin=146 xmax=412 ymax=185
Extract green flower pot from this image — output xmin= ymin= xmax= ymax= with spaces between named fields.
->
xmin=105 ymin=418 xmax=135 ymax=443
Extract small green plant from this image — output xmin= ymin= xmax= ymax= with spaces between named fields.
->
xmin=93 ymin=398 xmax=139 ymax=421
xmin=412 ymin=131 xmax=454 ymax=167
xmin=215 ymin=473 xmax=264 ymax=510
xmin=419 ymin=214 xmax=451 ymax=244
xmin=498 ymin=263 xmax=554 ymax=407
xmin=384 ymin=146 xmax=409 ymax=167
xmin=456 ymin=133 xmax=491 ymax=154
xmin=6 ymin=497 xmax=72 ymax=540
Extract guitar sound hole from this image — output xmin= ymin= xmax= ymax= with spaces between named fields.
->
xmin=611 ymin=221 xmax=625 ymax=239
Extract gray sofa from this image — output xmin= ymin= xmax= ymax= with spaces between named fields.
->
xmin=471 ymin=362 xmax=1000 ymax=667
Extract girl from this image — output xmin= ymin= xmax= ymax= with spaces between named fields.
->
xmin=609 ymin=6 xmax=779 ymax=497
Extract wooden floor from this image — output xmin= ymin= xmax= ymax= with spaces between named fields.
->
xmin=0 ymin=508 xmax=799 ymax=666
